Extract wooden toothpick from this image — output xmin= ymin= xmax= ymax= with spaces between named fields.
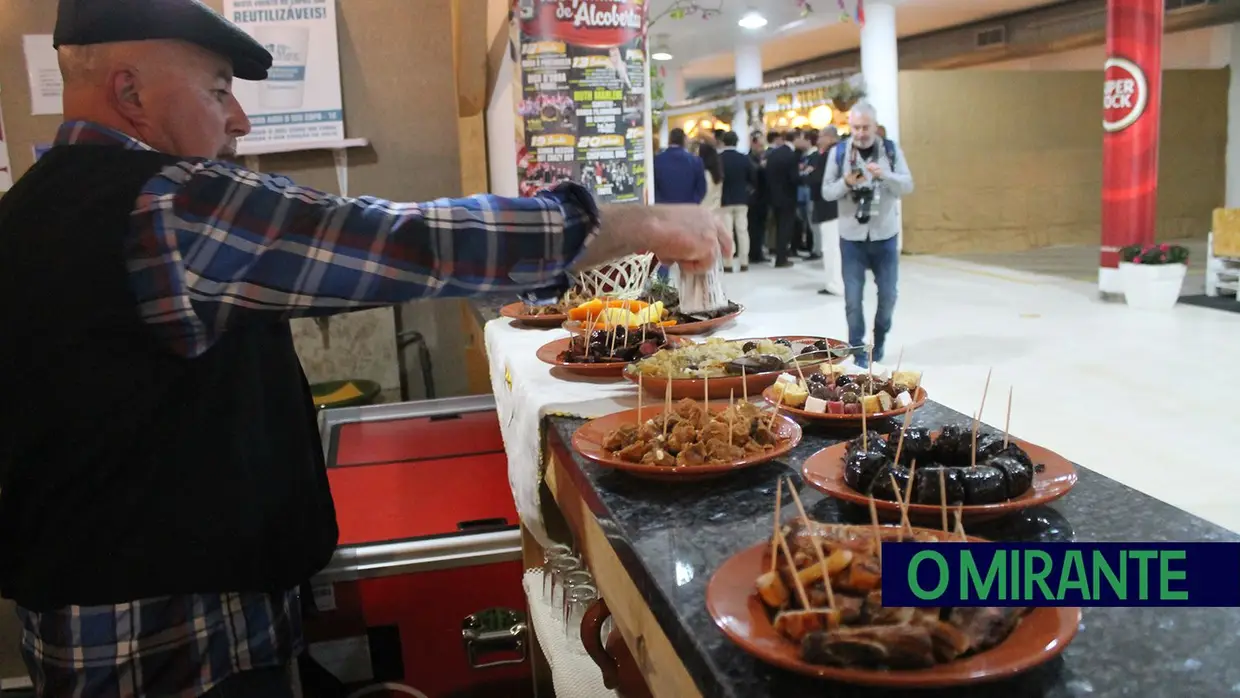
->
xmin=741 ymin=366 xmax=748 ymax=402
xmin=867 ymin=495 xmax=883 ymax=562
xmin=938 ymin=469 xmax=948 ymax=533
xmin=662 ymin=378 xmax=672 ymax=440
xmin=769 ymin=477 xmax=783 ymax=574
xmin=1003 ymin=386 xmax=1013 ymax=449
xmin=902 ymin=459 xmax=918 ymax=537
xmin=888 ymin=472 xmax=907 ymax=543
xmin=728 ymin=390 xmax=735 ymax=447
xmin=637 ymin=373 xmax=643 ymax=426
xmin=954 ymin=504 xmax=967 ymax=542
xmin=786 ymin=477 xmax=836 ymax=610
xmin=777 ymin=520 xmax=813 ymax=610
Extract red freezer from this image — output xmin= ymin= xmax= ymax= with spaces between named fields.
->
xmin=305 ymin=396 xmax=533 ymax=698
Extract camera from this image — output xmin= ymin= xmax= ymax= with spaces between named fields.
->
xmin=849 ymin=167 xmax=879 ymax=224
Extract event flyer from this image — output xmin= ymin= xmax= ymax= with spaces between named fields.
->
xmin=223 ymin=0 xmax=345 ymax=151
xmin=516 ymin=0 xmax=647 ymax=204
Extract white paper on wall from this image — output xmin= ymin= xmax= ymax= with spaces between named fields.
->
xmin=223 ymin=0 xmax=345 ymax=150
xmin=22 ymin=35 xmax=63 ymax=116
xmin=0 ymin=86 xmax=13 ymax=191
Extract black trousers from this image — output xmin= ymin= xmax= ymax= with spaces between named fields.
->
xmin=746 ymin=198 xmax=767 ymax=261
xmin=772 ymin=203 xmax=797 ymax=263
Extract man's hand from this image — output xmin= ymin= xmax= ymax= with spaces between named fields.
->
xmin=844 ymin=170 xmax=865 ymax=187
xmin=865 ymin=162 xmax=884 ymax=179
xmin=577 ymin=204 xmax=732 ymax=274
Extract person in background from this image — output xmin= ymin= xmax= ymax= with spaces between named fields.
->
xmin=718 ymin=131 xmax=755 ymax=272
xmin=0 ymin=2 xmax=730 ymax=696
xmin=714 ymin=128 xmax=727 ymax=146
xmin=653 ymin=127 xmax=706 ymax=205
xmin=747 ymin=131 xmax=769 ymax=264
xmin=764 ymin=130 xmax=801 ymax=268
xmin=807 ymin=126 xmax=843 ymax=295
xmin=761 ymin=130 xmax=784 ymax=258
xmin=820 ymin=103 xmax=914 ymax=366
xmin=699 ymin=143 xmax=724 ymax=213
xmin=793 ymin=129 xmax=818 ymax=260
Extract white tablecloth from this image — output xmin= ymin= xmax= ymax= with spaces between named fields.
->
xmin=484 ymin=312 xmax=881 ymax=546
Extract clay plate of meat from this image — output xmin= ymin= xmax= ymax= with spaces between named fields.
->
xmin=500 ymin=301 xmax=567 ymax=328
xmin=801 ymin=429 xmax=1078 ymax=523
xmin=625 ymin=336 xmax=850 ymax=401
xmin=571 ymin=402 xmax=802 ymax=481
xmin=706 ymin=524 xmax=1081 ymax=688
xmin=536 ymin=333 xmax=687 ymax=377
xmin=662 ymin=303 xmax=745 ymax=335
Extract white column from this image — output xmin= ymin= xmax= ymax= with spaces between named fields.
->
xmin=859 ymin=0 xmax=899 ymax=142
xmin=664 ymin=66 xmax=685 ymax=105
xmin=859 ymin=0 xmax=902 ymax=249
xmin=734 ymin=43 xmax=763 ymax=153
xmin=486 ymin=23 xmax=519 ymax=197
xmin=1227 ymin=21 xmax=1240 ymax=208
xmin=644 ymin=51 xmax=657 ymax=203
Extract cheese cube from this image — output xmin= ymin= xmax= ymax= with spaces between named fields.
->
xmin=877 ymin=392 xmax=894 ymax=411
xmin=891 ymin=370 xmax=922 ymax=388
xmin=776 ymin=373 xmax=799 ymax=387
xmin=895 ymin=391 xmax=913 ymax=408
xmin=780 ymin=383 xmax=810 ymax=408
xmin=861 ymin=395 xmax=882 ymax=414
xmin=804 ymin=396 xmax=828 ymax=414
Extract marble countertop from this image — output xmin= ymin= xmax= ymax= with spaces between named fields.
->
xmin=546 ymin=402 xmax=1240 ymax=698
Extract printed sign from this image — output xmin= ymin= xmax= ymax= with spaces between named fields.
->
xmin=1099 ymin=0 xmax=1163 ymax=292
xmin=22 ymin=35 xmax=63 ymax=116
xmin=223 ymin=0 xmax=344 ymax=151
xmin=515 ymin=0 xmax=648 ymax=204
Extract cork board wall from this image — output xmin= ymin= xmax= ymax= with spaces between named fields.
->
xmin=0 ymin=0 xmax=482 ymax=399
xmin=897 ymin=69 xmax=1229 ymax=255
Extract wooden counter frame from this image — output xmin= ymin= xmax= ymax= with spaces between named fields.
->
xmin=519 ymin=448 xmax=704 ymax=698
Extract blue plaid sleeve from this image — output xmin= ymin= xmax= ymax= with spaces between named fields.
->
xmin=127 ymin=159 xmax=600 ymax=357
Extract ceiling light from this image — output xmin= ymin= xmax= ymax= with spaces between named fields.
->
xmin=738 ymin=11 xmax=767 ymax=29
xmin=651 ymin=34 xmax=673 ymax=61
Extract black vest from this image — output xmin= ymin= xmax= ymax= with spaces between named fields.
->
xmin=0 ymin=145 xmax=338 ymax=610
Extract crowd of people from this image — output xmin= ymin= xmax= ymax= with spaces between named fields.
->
xmin=652 ymin=103 xmax=915 ymax=367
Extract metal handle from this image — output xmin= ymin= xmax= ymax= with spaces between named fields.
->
xmin=461 ymin=609 xmax=528 ymax=669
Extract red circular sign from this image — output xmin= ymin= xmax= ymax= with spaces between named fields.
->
xmin=1102 ymin=57 xmax=1147 ymax=133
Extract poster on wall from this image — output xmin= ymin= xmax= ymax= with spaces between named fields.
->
xmin=0 ymin=87 xmax=12 ymax=191
xmin=22 ymin=35 xmax=63 ymax=116
xmin=515 ymin=0 xmax=647 ymax=204
xmin=222 ymin=0 xmax=344 ymax=151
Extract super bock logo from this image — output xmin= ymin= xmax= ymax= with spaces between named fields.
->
xmin=1102 ymin=57 xmax=1148 ymax=133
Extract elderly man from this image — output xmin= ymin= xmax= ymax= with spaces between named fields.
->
xmin=820 ymin=103 xmax=914 ymax=366
xmin=0 ymin=1 xmax=728 ymax=696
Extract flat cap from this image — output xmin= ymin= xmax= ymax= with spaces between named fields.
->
xmin=54 ymin=0 xmax=273 ymax=81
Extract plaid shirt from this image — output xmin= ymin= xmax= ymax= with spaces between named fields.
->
xmin=15 ymin=122 xmax=601 ymax=697
xmin=57 ymin=121 xmax=599 ymax=358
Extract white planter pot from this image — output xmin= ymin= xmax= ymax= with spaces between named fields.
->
xmin=1119 ymin=262 xmax=1186 ymax=310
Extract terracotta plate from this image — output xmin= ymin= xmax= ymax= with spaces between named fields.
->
xmin=801 ymin=434 xmax=1078 ymax=523
xmin=706 ymin=531 xmax=1081 ymax=688
xmin=663 ymin=304 xmax=745 ymax=335
xmin=763 ymin=385 xmax=930 ymax=424
xmin=535 ymin=336 xmax=688 ymax=378
xmin=624 ymin=336 xmax=850 ymax=400
xmin=571 ymin=405 xmax=802 ymax=481
xmin=499 ymin=301 xmax=567 ymax=328
xmin=561 ymin=304 xmax=745 ymax=336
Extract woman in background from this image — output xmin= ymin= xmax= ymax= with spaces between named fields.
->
xmin=699 ymin=143 xmax=724 ymax=213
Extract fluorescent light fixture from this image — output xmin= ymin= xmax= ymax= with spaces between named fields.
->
xmin=652 ymin=34 xmax=673 ymax=61
xmin=652 ymin=51 xmax=673 ymax=61
xmin=738 ymin=11 xmax=767 ymax=29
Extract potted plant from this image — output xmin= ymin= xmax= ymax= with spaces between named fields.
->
xmin=826 ymin=80 xmax=866 ymax=114
xmin=1118 ymin=243 xmax=1189 ymax=310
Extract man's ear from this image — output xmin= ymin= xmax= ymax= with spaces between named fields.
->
xmin=108 ymin=67 xmax=145 ymax=123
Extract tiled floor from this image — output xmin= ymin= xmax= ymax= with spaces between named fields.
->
xmin=717 ymin=250 xmax=1240 ymax=534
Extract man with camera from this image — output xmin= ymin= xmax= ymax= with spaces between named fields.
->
xmin=820 ymin=103 xmax=914 ymax=367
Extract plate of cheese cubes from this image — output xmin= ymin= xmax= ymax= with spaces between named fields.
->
xmin=761 ymin=364 xmax=927 ymax=423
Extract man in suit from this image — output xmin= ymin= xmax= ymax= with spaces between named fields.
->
xmin=806 ymin=126 xmax=843 ymax=296
xmin=653 ymin=128 xmax=706 ymax=205
xmin=746 ymin=132 xmax=769 ymax=263
xmin=764 ymin=130 xmax=801 ymax=267
xmin=718 ymin=131 xmax=755 ymax=272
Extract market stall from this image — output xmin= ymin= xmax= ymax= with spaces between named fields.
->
xmin=481 ymin=290 xmax=1240 ymax=698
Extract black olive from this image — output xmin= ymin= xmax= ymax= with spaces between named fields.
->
xmin=806 ymin=372 xmax=829 ymax=386
xmin=800 ymin=345 xmax=818 ymax=355
xmin=773 ymin=338 xmax=793 ymax=348
xmin=813 ymin=339 xmax=830 ymax=351
xmin=741 ymin=341 xmax=758 ymax=352
xmin=835 ymin=374 xmax=858 ymax=388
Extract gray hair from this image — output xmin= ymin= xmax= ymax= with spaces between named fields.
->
xmin=850 ymin=101 xmax=878 ymax=121
xmin=822 ymin=125 xmax=839 ymax=138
